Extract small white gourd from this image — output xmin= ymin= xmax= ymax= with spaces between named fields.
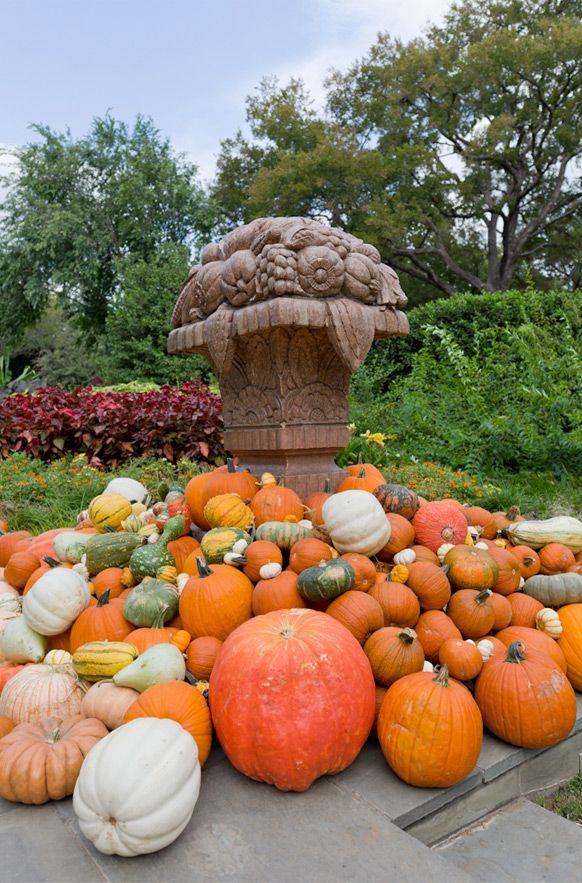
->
xmin=422 ymin=661 xmax=434 ymax=672
xmin=437 ymin=543 xmax=455 ymax=563
xmin=476 ymin=639 xmax=495 ymax=662
xmin=393 ymin=549 xmax=416 ymax=566
xmin=535 ymin=608 xmax=563 ymax=639
xmin=44 ymin=649 xmax=73 ymax=666
xmin=259 ymin=562 xmax=282 ymax=580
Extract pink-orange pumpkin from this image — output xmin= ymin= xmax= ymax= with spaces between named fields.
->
xmin=412 ymin=502 xmax=468 ymax=552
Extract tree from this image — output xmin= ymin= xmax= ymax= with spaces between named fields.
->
xmin=0 ymin=115 xmax=213 ymax=339
xmin=212 ymin=0 xmax=582 ymax=299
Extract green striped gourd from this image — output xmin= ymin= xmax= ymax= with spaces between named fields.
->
xmin=298 ymin=559 xmax=355 ymax=602
xmin=122 ymin=579 xmax=179 ymax=627
xmin=201 ymin=528 xmax=252 ymax=564
xmin=128 ymin=514 xmax=186 ymax=581
xmin=85 ymin=533 xmax=145 ymax=575
xmin=72 ymin=641 xmax=138 ymax=682
xmin=255 ymin=521 xmax=315 ymax=551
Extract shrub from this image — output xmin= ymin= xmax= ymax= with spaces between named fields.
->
xmin=0 ymin=383 xmax=224 ymax=466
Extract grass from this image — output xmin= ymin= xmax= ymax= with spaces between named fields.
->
xmin=538 ymin=775 xmax=582 ymax=824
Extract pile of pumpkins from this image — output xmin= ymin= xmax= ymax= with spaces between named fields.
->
xmin=0 ymin=459 xmax=582 ymax=857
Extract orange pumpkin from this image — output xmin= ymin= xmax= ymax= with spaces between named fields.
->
xmin=0 ymin=664 xmax=24 ymax=696
xmin=304 ymin=479 xmax=331 ymax=526
xmin=167 ymin=536 xmax=200 ymax=571
xmin=289 ymin=538 xmax=334 ymax=574
xmin=185 ymin=469 xmax=218 ymax=530
xmin=369 ymin=579 xmax=420 ymax=628
xmin=0 ymin=532 xmax=32 ymax=567
xmin=410 ymin=545 xmax=439 ymax=565
xmin=491 ymin=505 xmax=525 ymax=533
xmin=243 ymin=541 xmax=283 ymax=583
xmin=345 ymin=462 xmax=384 ymax=482
xmin=405 ymin=561 xmax=451 ymax=611
xmin=508 ymin=545 xmax=540 ymax=579
xmin=338 ymin=467 xmax=383 ymax=494
xmin=201 ymin=459 xmax=257 ymax=512
xmin=4 ymin=550 xmax=41 ymax=590
xmin=414 ymin=610 xmax=462 ymax=663
xmin=364 ymin=626 xmax=424 ymax=686
xmin=489 ymin=592 xmax=512 ymax=630
xmin=444 ymin=546 xmax=499 ymax=591
xmin=462 ymin=506 xmax=497 ymax=539
xmin=69 ymin=591 xmax=132 ymax=652
xmin=377 ymin=513 xmax=415 ymax=561
xmin=487 ymin=545 xmax=522 ymax=595
xmin=447 ymin=589 xmax=495 ymax=639
xmin=252 ymin=571 xmax=306 ymax=616
xmin=538 ymin=543 xmax=576 ymax=575
xmin=46 ymin=629 xmax=72 ymax=654
xmin=412 ymin=501 xmax=468 ymax=552
xmin=125 ymin=609 xmax=178 ymax=654
xmin=339 ymin=553 xmax=376 ymax=592
xmin=439 ymin=638 xmax=483 ymax=681
xmin=124 ymin=681 xmax=212 ymax=765
xmin=496 ymin=625 xmax=567 ymax=673
xmin=186 ymin=636 xmax=223 ymax=679
xmin=557 ymin=604 xmax=582 ymax=689
xmin=92 ymin=567 xmax=125 ymax=600
xmin=506 ymin=593 xmax=543 ymax=629
xmin=179 ymin=559 xmax=253 ymax=640
xmin=326 ymin=590 xmax=384 ymax=644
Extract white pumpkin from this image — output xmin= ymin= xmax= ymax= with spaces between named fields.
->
xmin=393 ymin=549 xmax=416 ymax=566
xmin=0 ymin=592 xmax=21 ymax=614
xmin=44 ymin=649 xmax=73 ymax=666
xmin=22 ymin=567 xmax=91 ymax=636
xmin=73 ymin=718 xmax=200 ymax=856
xmin=103 ymin=477 xmax=151 ymax=507
xmin=507 ymin=516 xmax=582 ymax=553
xmin=322 ymin=491 xmax=390 ymax=556
xmin=0 ymin=662 xmax=85 ymax=723
xmin=535 ymin=608 xmax=563 ymax=639
xmin=0 ymin=615 xmax=47 ymax=663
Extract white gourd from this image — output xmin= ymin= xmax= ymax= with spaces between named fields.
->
xmin=507 ymin=516 xmax=582 ymax=553
xmin=0 ymin=616 xmax=47 ymax=663
xmin=322 ymin=491 xmax=390 ymax=556
xmin=103 ymin=477 xmax=151 ymax=506
xmin=22 ymin=568 xmax=91 ymax=635
xmin=73 ymin=718 xmax=200 ymax=856
xmin=52 ymin=531 xmax=91 ymax=562
xmin=437 ymin=543 xmax=455 ymax=562
xmin=113 ymin=643 xmax=186 ymax=692
xmin=0 ymin=592 xmax=21 ymax=614
xmin=44 ymin=649 xmax=73 ymax=666
xmin=259 ymin=562 xmax=282 ymax=580
xmin=422 ymin=661 xmax=434 ymax=672
xmin=476 ymin=639 xmax=495 ymax=662
xmin=535 ymin=608 xmax=563 ymax=639
xmin=393 ymin=549 xmax=416 ymax=566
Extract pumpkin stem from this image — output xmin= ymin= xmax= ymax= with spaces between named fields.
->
xmin=195 ymin=557 xmax=213 ymax=578
xmin=97 ymin=589 xmax=111 ymax=608
xmin=358 ymin=467 xmax=366 ymax=478
xmin=42 ymin=556 xmax=62 ymax=568
xmin=324 ymin=478 xmax=331 ymax=494
xmin=506 ymin=505 xmax=521 ymax=520
xmin=433 ymin=665 xmax=450 ymax=687
xmin=47 ymin=728 xmax=62 ymax=744
xmin=506 ymin=640 xmax=527 ymax=664
xmin=226 ymin=457 xmax=236 ymax=474
xmin=398 ymin=628 xmax=417 ymax=645
xmin=475 ymin=588 xmax=492 ymax=605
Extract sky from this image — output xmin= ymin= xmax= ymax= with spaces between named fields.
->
xmin=1 ymin=0 xmax=451 ymax=184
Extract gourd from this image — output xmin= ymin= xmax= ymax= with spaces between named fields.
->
xmin=322 ymin=491 xmax=391 ymax=556
xmin=0 ymin=663 xmax=86 ymax=723
xmin=255 ymin=521 xmax=315 ymax=551
xmin=0 ymin=617 xmax=47 ymax=663
xmin=0 ymin=593 xmax=21 ymax=614
xmin=85 ymin=533 xmax=145 ymax=575
xmin=22 ymin=568 xmax=91 ymax=636
xmin=73 ymin=718 xmax=201 ymax=856
xmin=52 ymin=531 xmax=91 ymax=563
xmin=523 ymin=572 xmax=582 ymax=607
xmin=507 ymin=517 xmax=582 ymax=553
xmin=0 ymin=715 xmax=108 ymax=804
xmin=373 ymin=483 xmax=420 ymax=520
xmin=72 ymin=641 xmax=139 ymax=682
xmin=113 ymin=643 xmax=186 ymax=692
xmin=81 ymin=681 xmax=140 ymax=729
xmin=122 ymin=579 xmax=179 ymax=627
xmin=393 ymin=549 xmax=416 ymax=567
xmin=297 ymin=559 xmax=355 ymax=602
xmin=536 ymin=608 xmax=562 ymax=639
xmin=89 ymin=494 xmax=133 ymax=532
xmin=200 ymin=527 xmax=252 ymax=564
xmin=44 ymin=649 xmax=72 ymax=666
xmin=203 ymin=493 xmax=254 ymax=530
xmin=103 ymin=477 xmax=151 ymax=506
xmin=128 ymin=514 xmax=185 ymax=581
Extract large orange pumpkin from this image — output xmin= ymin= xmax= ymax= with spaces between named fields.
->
xmin=538 ymin=543 xmax=576 ymax=575
xmin=557 ymin=604 xmax=582 ymax=689
xmin=405 ymin=561 xmax=451 ymax=610
xmin=369 ymin=579 xmax=420 ymax=628
xmin=475 ymin=641 xmax=576 ymax=748
xmin=364 ymin=627 xmax=424 ymax=686
xmin=69 ymin=591 xmax=132 ymax=653
xmin=179 ymin=559 xmax=253 ymax=640
xmin=124 ymin=681 xmax=212 ymax=765
xmin=338 ymin=468 xmax=383 ymax=494
xmin=209 ymin=608 xmax=375 ymax=791
xmin=326 ymin=590 xmax=384 ymax=644
xmin=251 ymin=571 xmax=306 ymax=616
xmin=377 ymin=513 xmax=415 ymax=561
xmin=496 ymin=625 xmax=567 ymax=673
xmin=414 ymin=610 xmax=462 ymax=663
xmin=201 ymin=459 xmax=257 ymax=510
xmin=339 ymin=553 xmax=376 ymax=592
xmin=378 ymin=666 xmax=482 ymax=787
xmin=412 ymin=502 xmax=468 ymax=552
xmin=186 ymin=636 xmax=223 ymax=680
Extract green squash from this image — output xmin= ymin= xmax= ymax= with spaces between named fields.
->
xmin=201 ymin=527 xmax=252 ymax=564
xmin=129 ymin=513 xmax=185 ymax=581
xmin=85 ymin=533 xmax=145 ymax=575
xmin=255 ymin=521 xmax=315 ymax=551
xmin=122 ymin=579 xmax=179 ymax=627
xmin=298 ymin=559 xmax=355 ymax=602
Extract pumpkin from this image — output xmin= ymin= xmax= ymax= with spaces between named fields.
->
xmin=507 ymin=517 xmax=582 ymax=553
xmin=447 ymin=589 xmax=495 ymax=639
xmin=538 ymin=543 xmax=576 ymax=575
xmin=46 ymin=628 xmax=72 ymax=654
xmin=88 ymin=494 xmax=132 ymax=532
xmin=4 ymin=551 xmax=40 ymax=590
xmin=0 ymin=715 xmax=108 ymax=804
xmin=22 ymin=568 xmax=91 ymax=637
xmin=250 ymin=484 xmax=304 ymax=525
xmin=523 ymin=572 xmax=582 ymax=607
xmin=439 ymin=638 xmax=483 ymax=681
xmin=85 ymin=533 xmax=144 ymax=575
xmin=487 ymin=545 xmax=522 ymax=595
xmin=201 ymin=528 xmax=251 ymax=565
xmin=81 ymin=681 xmax=139 ymax=729
xmin=0 ymin=715 xmax=14 ymax=738
xmin=91 ymin=567 xmax=125 ymax=600
xmin=202 ymin=459 xmax=258 ymax=509
xmin=129 ymin=514 xmax=185 ymax=581
xmin=557 ymin=604 xmax=582 ymax=690
xmin=186 ymin=636 xmax=223 ymax=679
xmin=23 ymin=558 xmax=72 ymax=595
xmin=412 ymin=501 xmax=468 ymax=552
xmin=443 ymin=546 xmax=499 ymax=591
xmin=475 ymin=641 xmax=576 ymax=748
xmin=536 ymin=608 xmax=563 ymax=639
xmin=338 ymin=467 xmax=383 ymax=494
xmin=496 ymin=625 xmax=567 ymax=673
xmin=0 ymin=663 xmax=86 ymax=723
xmin=72 ymin=641 xmax=138 ymax=681
xmin=378 ymin=666 xmax=482 ymax=787
xmin=122 ymin=579 xmax=179 ymax=628
xmin=252 ymin=571 xmax=306 ymax=616
xmin=326 ymin=591 xmax=384 ymax=644
xmin=209 ymin=608 xmax=375 ymax=791
xmin=411 ymin=545 xmax=440 ymax=565
xmin=414 ymin=610 xmax=462 ymax=663
xmin=338 ymin=553 xmax=377 ymax=592
xmin=204 ymin=493 xmax=254 ymax=530
xmin=289 ymin=538 xmax=335 ymax=574
xmin=125 ymin=607 xmax=179 ymax=654
xmin=373 ymin=483 xmax=420 ymax=520
xmin=369 ymin=579 xmax=420 ymax=628
xmin=241 ymin=541 xmax=283 ymax=582
xmin=73 ymin=717 xmax=201 ymax=856
xmin=0 ymin=532 xmax=32 ymax=567
xmin=304 ymin=479 xmax=332 ymax=526
xmin=179 ymin=559 xmax=253 ymax=641
xmin=69 ymin=591 xmax=132 ymax=653
xmin=405 ymin=561 xmax=451 ymax=610
xmin=507 ymin=592 xmax=544 ymax=628
xmin=346 ymin=461 xmax=384 ymax=481
xmin=185 ymin=469 xmax=217 ymax=530
xmin=298 ymin=559 xmax=355 ymax=602
xmin=491 ymin=505 xmax=525 ymax=532
xmin=322 ymin=491 xmax=391 ymax=556
xmin=508 ymin=545 xmax=540 ymax=578
xmin=489 ymin=592 xmax=512 ymax=630
xmin=166 ymin=536 xmax=200 ymax=571
xmin=377 ymin=513 xmax=415 ymax=561
xmin=462 ymin=506 xmax=497 ymax=539
xmin=255 ymin=521 xmax=315 ymax=551
xmin=364 ymin=627 xmax=424 ymax=686
xmin=124 ymin=681 xmax=211 ymax=766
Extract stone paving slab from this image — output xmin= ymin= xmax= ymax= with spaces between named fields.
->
xmin=436 ymin=797 xmax=582 ymax=882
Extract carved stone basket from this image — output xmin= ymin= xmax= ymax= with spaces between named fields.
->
xmin=168 ymin=217 xmax=408 ymax=497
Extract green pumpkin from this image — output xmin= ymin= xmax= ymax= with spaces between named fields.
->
xmin=201 ymin=527 xmax=252 ymax=564
xmin=129 ymin=513 xmax=185 ymax=581
xmin=255 ymin=521 xmax=315 ymax=551
xmin=122 ymin=579 xmax=179 ymax=627
xmin=298 ymin=559 xmax=355 ymax=602
xmin=85 ymin=533 xmax=145 ymax=575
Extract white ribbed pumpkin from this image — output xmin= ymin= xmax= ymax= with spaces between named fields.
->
xmin=322 ymin=491 xmax=391 ymax=556
xmin=73 ymin=718 xmax=200 ymax=856
xmin=22 ymin=568 xmax=91 ymax=636
xmin=0 ymin=662 xmax=86 ymax=724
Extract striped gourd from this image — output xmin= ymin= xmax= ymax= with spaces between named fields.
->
xmin=73 ymin=641 xmax=138 ymax=682
xmin=88 ymin=494 xmax=133 ymax=532
xmin=255 ymin=521 xmax=315 ymax=551
xmin=85 ymin=533 xmax=145 ymax=575
xmin=298 ymin=559 xmax=356 ymax=601
xmin=201 ymin=528 xmax=252 ymax=564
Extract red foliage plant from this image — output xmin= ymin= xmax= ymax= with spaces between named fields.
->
xmin=0 ymin=384 xmax=224 ymax=466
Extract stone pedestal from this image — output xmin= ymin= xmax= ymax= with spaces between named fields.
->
xmin=168 ymin=218 xmax=408 ymax=496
